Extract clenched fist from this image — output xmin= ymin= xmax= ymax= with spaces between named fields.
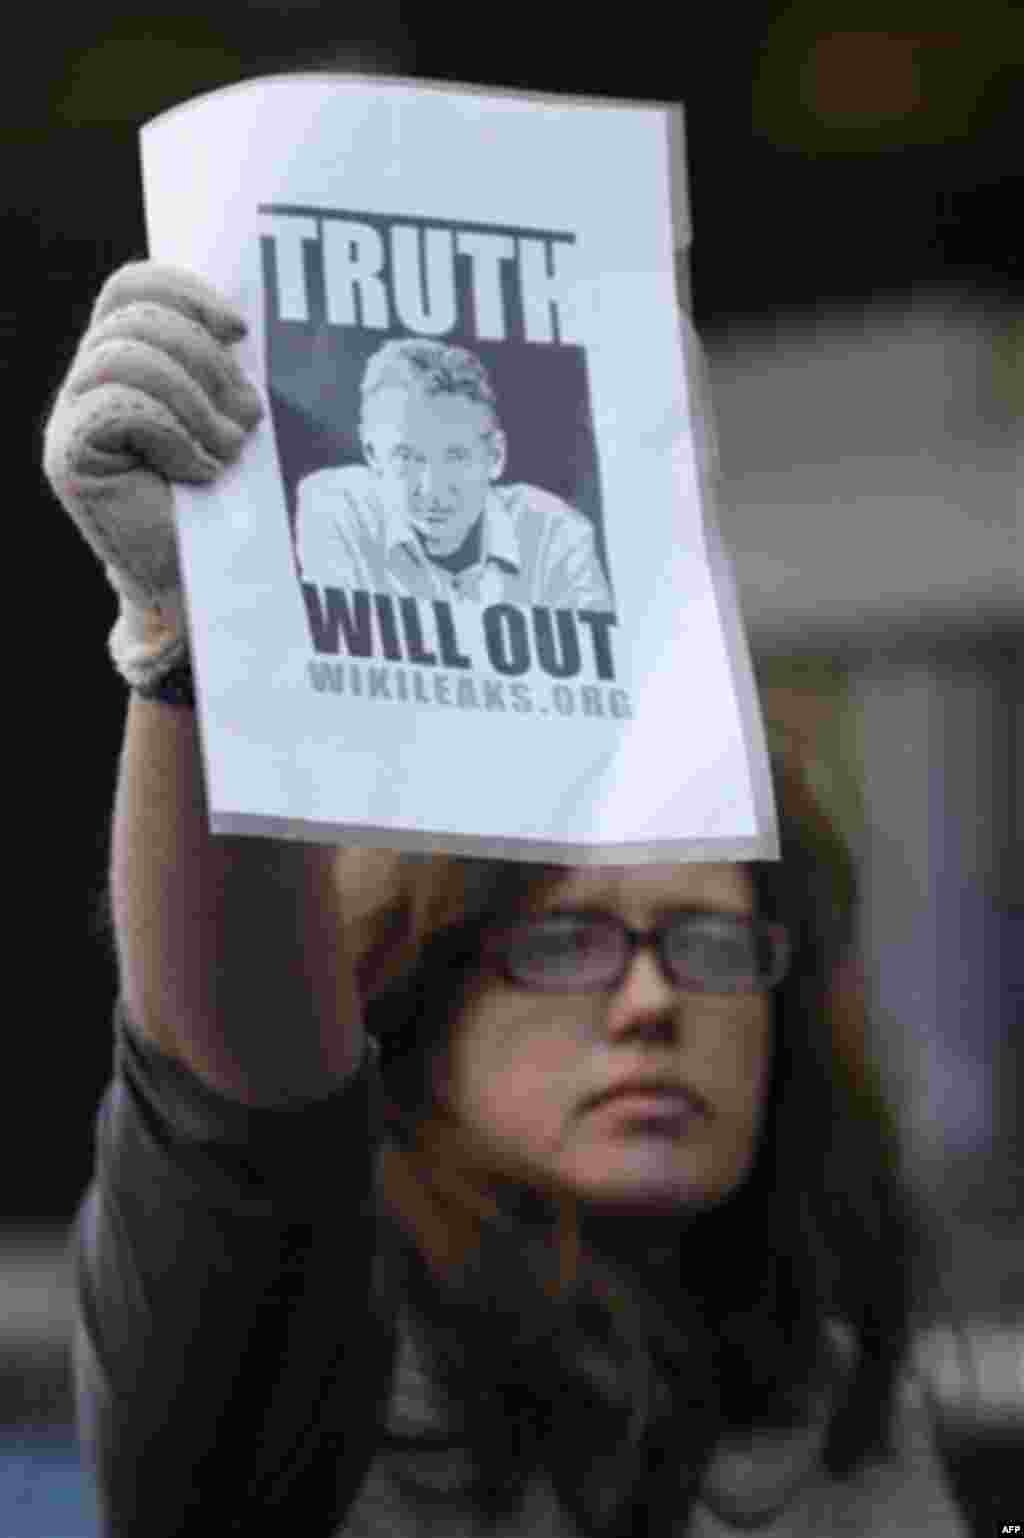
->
xmin=43 ymin=263 xmax=263 ymax=685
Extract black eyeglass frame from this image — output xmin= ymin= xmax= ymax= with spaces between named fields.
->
xmin=481 ymin=910 xmax=792 ymax=995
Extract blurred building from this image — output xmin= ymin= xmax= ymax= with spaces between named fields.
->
xmin=709 ymin=291 xmax=1022 ymax=1529
xmin=713 ymin=293 xmax=1018 ymax=643
xmin=712 ymin=289 xmax=1019 ymax=1265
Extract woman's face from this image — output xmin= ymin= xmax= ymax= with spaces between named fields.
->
xmin=439 ymin=863 xmax=774 ymax=1216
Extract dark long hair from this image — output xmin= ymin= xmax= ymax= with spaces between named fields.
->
xmin=361 ymin=760 xmax=931 ymax=1535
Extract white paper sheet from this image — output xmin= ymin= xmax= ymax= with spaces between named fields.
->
xmin=140 ymin=73 xmax=778 ymax=863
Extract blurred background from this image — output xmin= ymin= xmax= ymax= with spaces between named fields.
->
xmin=5 ymin=2 xmax=1020 ymax=1533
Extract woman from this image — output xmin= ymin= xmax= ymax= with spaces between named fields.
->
xmin=45 ymin=266 xmax=965 ymax=1535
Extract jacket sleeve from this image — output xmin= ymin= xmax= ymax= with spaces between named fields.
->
xmin=72 ymin=1003 xmax=390 ymax=1538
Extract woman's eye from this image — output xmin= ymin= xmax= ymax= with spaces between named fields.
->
xmin=519 ymin=922 xmax=586 ymax=956
xmin=669 ymin=924 xmax=755 ymax=971
xmin=505 ymin=919 xmax=600 ymax=971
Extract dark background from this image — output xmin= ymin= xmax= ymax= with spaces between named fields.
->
xmin=8 ymin=0 xmax=1021 ymax=1222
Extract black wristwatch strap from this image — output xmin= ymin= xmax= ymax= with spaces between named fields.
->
xmin=134 ymin=656 xmax=196 ymax=708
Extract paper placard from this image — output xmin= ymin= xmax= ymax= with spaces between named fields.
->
xmin=140 ymin=74 xmax=777 ymax=863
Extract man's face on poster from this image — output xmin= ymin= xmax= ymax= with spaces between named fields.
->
xmin=362 ymin=387 xmax=506 ymax=559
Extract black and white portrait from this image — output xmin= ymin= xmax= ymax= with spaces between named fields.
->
xmin=294 ymin=337 xmax=613 ymax=608
xmin=261 ymin=206 xmax=614 ymax=614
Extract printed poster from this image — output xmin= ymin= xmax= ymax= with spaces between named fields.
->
xmin=140 ymin=74 xmax=778 ymax=862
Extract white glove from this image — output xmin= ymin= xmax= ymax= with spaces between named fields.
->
xmin=43 ymin=262 xmax=264 ymax=686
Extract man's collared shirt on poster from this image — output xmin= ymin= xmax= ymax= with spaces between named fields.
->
xmin=295 ymin=464 xmax=614 ymax=610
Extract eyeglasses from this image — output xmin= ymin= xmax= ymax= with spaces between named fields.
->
xmin=481 ymin=910 xmax=791 ymax=995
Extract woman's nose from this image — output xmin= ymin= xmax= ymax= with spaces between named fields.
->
xmin=603 ymin=944 xmax=680 ymax=1040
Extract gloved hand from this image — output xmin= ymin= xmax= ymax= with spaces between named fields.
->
xmin=43 ymin=262 xmax=264 ymax=686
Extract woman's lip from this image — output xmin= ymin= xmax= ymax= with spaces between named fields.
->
xmin=585 ymin=1080 xmax=709 ymax=1113
xmin=587 ymin=1089 xmax=706 ymax=1123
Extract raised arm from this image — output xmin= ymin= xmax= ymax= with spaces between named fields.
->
xmin=112 ymin=695 xmax=362 ymax=1102
xmin=45 ymin=263 xmax=364 ymax=1104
